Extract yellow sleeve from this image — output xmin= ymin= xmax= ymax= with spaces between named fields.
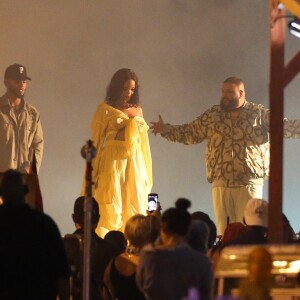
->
xmin=90 ymin=103 xmax=107 ymax=183
xmin=81 ymin=103 xmax=107 ymax=196
xmin=141 ymin=130 xmax=153 ymax=189
xmin=125 ymin=118 xmax=153 ymax=191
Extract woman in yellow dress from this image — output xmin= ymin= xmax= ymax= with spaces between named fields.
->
xmin=90 ymin=68 xmax=152 ymax=237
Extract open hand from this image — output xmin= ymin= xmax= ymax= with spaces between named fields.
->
xmin=150 ymin=115 xmax=165 ymax=135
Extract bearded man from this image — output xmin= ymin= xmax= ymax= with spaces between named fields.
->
xmin=151 ymin=77 xmax=300 ymax=234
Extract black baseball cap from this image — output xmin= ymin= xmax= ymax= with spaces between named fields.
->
xmin=4 ymin=64 xmax=32 ymax=81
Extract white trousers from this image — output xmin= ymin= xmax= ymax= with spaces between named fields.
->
xmin=212 ymin=184 xmax=263 ymax=235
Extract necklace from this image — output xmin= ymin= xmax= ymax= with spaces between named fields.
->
xmin=121 ymin=103 xmax=137 ymax=110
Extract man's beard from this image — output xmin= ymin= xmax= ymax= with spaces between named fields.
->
xmin=220 ymin=97 xmax=239 ymax=111
xmin=8 ymin=86 xmax=25 ymax=98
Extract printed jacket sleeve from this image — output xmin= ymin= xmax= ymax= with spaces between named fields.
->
xmin=283 ymin=118 xmax=300 ymax=138
xmin=160 ymin=116 xmax=207 ymax=145
xmin=261 ymin=107 xmax=300 ymax=138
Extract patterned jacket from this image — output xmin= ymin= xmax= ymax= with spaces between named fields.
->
xmin=161 ymin=101 xmax=300 ymax=187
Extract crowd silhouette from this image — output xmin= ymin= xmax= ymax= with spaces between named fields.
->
xmin=1 ymin=168 xmax=300 ymax=300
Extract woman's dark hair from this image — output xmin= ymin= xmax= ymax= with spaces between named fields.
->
xmin=104 ymin=231 xmax=127 ymax=257
xmin=191 ymin=211 xmax=217 ymax=248
xmin=105 ymin=68 xmax=139 ymax=107
xmin=161 ymin=198 xmax=191 ymax=236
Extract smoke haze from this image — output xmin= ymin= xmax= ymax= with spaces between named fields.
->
xmin=1 ymin=0 xmax=300 ymax=234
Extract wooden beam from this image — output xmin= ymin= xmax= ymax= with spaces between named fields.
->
xmin=268 ymin=6 xmax=285 ymax=244
xmin=284 ymin=50 xmax=300 ymax=87
xmin=280 ymin=0 xmax=300 ymax=19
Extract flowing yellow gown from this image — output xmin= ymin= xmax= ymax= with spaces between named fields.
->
xmin=90 ymin=102 xmax=152 ymax=237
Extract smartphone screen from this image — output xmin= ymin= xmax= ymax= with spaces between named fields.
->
xmin=148 ymin=193 xmax=158 ymax=212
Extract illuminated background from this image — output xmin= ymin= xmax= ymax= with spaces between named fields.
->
xmin=1 ymin=0 xmax=300 ymax=235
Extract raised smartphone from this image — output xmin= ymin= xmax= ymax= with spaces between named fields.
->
xmin=148 ymin=193 xmax=158 ymax=212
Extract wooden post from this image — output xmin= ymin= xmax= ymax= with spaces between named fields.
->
xmin=268 ymin=3 xmax=285 ymax=243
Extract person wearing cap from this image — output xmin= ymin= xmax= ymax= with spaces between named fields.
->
xmin=151 ymin=76 xmax=300 ymax=235
xmin=0 ymin=63 xmax=43 ymax=173
xmin=223 ymin=198 xmax=269 ymax=246
xmin=0 ymin=169 xmax=70 ymax=299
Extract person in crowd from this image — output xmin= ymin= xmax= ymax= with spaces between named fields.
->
xmin=104 ymin=230 xmax=127 ymax=257
xmin=103 ymin=214 xmax=152 ymax=300
xmin=239 ymin=247 xmax=273 ymax=300
xmin=0 ymin=64 xmax=43 ymax=173
xmin=0 ymin=169 xmax=69 ymax=299
xmin=136 ymin=198 xmax=213 ymax=300
xmin=146 ymin=214 xmax=161 ymax=244
xmin=282 ymin=213 xmax=297 ymax=243
xmin=191 ymin=210 xmax=217 ymax=249
xmin=210 ymin=199 xmax=268 ymax=273
xmin=67 ymin=196 xmax=112 ymax=299
xmin=221 ymin=222 xmax=247 ymax=245
xmin=208 ymin=222 xmax=248 ymax=271
xmin=223 ymin=198 xmax=268 ymax=246
xmin=187 ymin=219 xmax=210 ymax=254
xmin=150 ymin=76 xmax=300 ymax=235
xmin=85 ymin=68 xmax=152 ymax=237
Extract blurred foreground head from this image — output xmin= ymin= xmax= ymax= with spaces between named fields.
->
xmin=248 ymin=247 xmax=272 ymax=284
xmin=0 ymin=169 xmax=28 ymax=204
xmin=72 ymin=196 xmax=100 ymax=227
xmin=191 ymin=211 xmax=217 ymax=248
xmin=161 ymin=198 xmax=191 ymax=236
xmin=187 ymin=219 xmax=209 ymax=253
xmin=125 ymin=214 xmax=151 ymax=248
xmin=104 ymin=230 xmax=127 ymax=257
